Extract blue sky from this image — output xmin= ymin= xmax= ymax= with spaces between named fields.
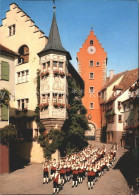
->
xmin=0 ymin=0 xmax=138 ymax=76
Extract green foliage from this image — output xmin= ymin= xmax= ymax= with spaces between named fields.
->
xmin=0 ymin=125 xmax=17 ymax=145
xmin=35 ymin=69 xmax=88 ymax=158
xmin=0 ymin=88 xmax=10 ymax=106
xmin=62 ymin=78 xmax=89 ymax=154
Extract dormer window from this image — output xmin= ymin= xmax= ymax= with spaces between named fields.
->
xmin=90 ymin=40 xmax=93 ymax=45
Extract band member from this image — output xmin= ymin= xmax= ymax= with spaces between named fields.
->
xmin=42 ymin=161 xmax=49 ymax=184
xmin=87 ymin=166 xmax=95 ymax=190
xmin=50 ymin=159 xmax=57 ymax=180
xmin=66 ymin=162 xmax=71 ymax=182
xmin=72 ymin=165 xmax=78 ymax=187
xmin=78 ymin=163 xmax=83 ymax=183
xmin=59 ymin=163 xmax=66 ymax=185
xmin=53 ymin=169 xmax=61 ymax=194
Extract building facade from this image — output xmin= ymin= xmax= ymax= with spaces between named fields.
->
xmin=0 ymin=3 xmax=84 ymax=164
xmin=77 ymin=30 xmax=107 ymax=141
xmin=0 ymin=44 xmax=18 ymax=128
xmin=99 ymin=69 xmax=138 ymax=146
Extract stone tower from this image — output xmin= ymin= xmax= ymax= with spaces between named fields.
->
xmin=77 ymin=30 xmax=107 ymax=141
xmin=38 ymin=6 xmax=71 ymax=133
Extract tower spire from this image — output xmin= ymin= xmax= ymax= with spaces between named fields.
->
xmin=38 ymin=2 xmax=71 ymax=60
xmin=91 ymin=25 xmax=93 ymax=31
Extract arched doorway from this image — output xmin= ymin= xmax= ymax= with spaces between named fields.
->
xmin=85 ymin=123 xmax=96 ymax=140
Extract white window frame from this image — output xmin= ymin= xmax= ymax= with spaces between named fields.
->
xmin=89 ymin=87 xmax=94 ymax=94
xmin=96 ymin=62 xmax=100 ymax=66
xmin=89 ymin=60 xmax=94 ymax=67
xmin=16 ymin=70 xmax=29 ymax=84
xmin=89 ymin=72 xmax=94 ymax=79
xmin=90 ymin=102 xmax=94 ymax=109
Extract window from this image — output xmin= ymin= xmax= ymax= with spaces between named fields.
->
xmin=89 ymin=87 xmax=94 ymax=94
xmin=16 ymin=70 xmax=29 ymax=84
xmin=58 ymin=94 xmax=64 ymax=103
xmin=17 ymin=99 xmax=29 ymax=110
xmin=89 ymin=73 xmax=94 ymax=79
xmin=1 ymin=61 xmax=9 ymax=81
xmin=90 ymin=61 xmax=93 ymax=67
xmin=53 ymin=93 xmax=57 ymax=103
xmin=96 ymin=62 xmax=100 ymax=66
xmin=42 ymin=94 xmax=46 ymax=103
xmin=47 ymin=61 xmax=50 ymax=69
xmin=59 ymin=62 xmax=63 ymax=68
xmin=0 ymin=105 xmax=8 ymax=121
xmin=8 ymin=24 xmax=15 ymax=36
xmin=90 ymin=102 xmax=94 ymax=109
xmin=42 ymin=63 xmax=46 ymax=71
xmin=90 ymin=40 xmax=93 ymax=45
xmin=118 ymin=115 xmax=122 ymax=123
xmin=18 ymin=45 xmax=29 ymax=64
xmin=53 ymin=61 xmax=57 ymax=67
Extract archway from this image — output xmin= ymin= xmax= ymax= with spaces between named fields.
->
xmin=85 ymin=123 xmax=96 ymax=140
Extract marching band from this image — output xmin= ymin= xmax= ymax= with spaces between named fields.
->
xmin=42 ymin=144 xmax=117 ymax=194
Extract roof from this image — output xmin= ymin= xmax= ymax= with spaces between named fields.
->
xmin=0 ymin=44 xmax=19 ymax=57
xmin=101 ymin=70 xmax=127 ymax=91
xmin=38 ymin=10 xmax=71 ymax=60
xmin=106 ymin=68 xmax=138 ymax=103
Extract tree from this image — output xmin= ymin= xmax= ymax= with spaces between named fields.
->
xmin=61 ymin=77 xmax=89 ymax=154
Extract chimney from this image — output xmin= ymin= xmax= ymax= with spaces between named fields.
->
xmin=109 ymin=70 xmax=114 ymax=80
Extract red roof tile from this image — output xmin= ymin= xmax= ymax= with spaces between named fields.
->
xmin=0 ymin=44 xmax=19 ymax=57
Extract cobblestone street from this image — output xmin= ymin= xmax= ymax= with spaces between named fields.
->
xmin=0 ymin=142 xmax=133 ymax=195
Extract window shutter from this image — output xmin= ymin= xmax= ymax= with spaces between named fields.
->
xmin=1 ymin=61 xmax=9 ymax=81
xmin=1 ymin=105 xmax=8 ymax=121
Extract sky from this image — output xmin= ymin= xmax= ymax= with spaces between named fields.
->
xmin=0 ymin=0 xmax=138 ymax=76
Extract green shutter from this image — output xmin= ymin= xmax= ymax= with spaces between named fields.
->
xmin=1 ymin=105 xmax=8 ymax=121
xmin=1 ymin=61 xmax=9 ymax=81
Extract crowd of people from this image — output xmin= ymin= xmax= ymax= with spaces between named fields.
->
xmin=42 ymin=144 xmax=117 ymax=194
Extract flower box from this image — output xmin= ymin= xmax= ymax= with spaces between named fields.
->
xmin=59 ymin=72 xmax=65 ymax=77
xmin=41 ymin=71 xmax=49 ymax=78
xmin=43 ymin=103 xmax=49 ymax=109
xmin=53 ymin=70 xmax=59 ymax=76
xmin=15 ymin=108 xmax=21 ymax=114
xmin=53 ymin=103 xmax=60 ymax=108
xmin=23 ymin=108 xmax=28 ymax=113
xmin=59 ymin=103 xmax=65 ymax=108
